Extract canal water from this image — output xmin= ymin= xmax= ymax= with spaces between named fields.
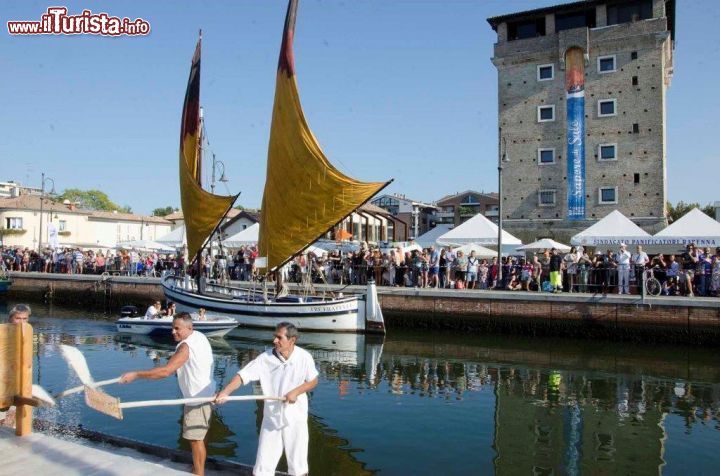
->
xmin=8 ymin=302 xmax=720 ymax=475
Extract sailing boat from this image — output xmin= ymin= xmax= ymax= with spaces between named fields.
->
xmin=162 ymin=0 xmax=389 ymax=334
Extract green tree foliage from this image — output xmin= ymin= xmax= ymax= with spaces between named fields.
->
xmin=57 ymin=188 xmax=132 ymax=213
xmin=666 ymin=201 xmax=716 ymax=222
xmin=152 ymin=206 xmax=177 ymax=217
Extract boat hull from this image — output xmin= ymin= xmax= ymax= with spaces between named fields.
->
xmin=162 ymin=276 xmax=385 ymax=334
xmin=116 ymin=318 xmax=237 ymax=338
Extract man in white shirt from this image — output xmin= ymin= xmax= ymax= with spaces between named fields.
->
xmin=216 ymin=322 xmax=318 ymax=476
xmin=144 ymin=300 xmax=162 ymax=319
xmin=632 ymin=245 xmax=650 ymax=289
xmin=120 ymin=313 xmax=215 ymax=476
xmin=616 ymin=243 xmax=632 ymax=294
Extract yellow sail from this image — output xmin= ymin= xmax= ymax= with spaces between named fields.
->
xmin=259 ymin=0 xmax=389 ymax=271
xmin=179 ymin=37 xmax=237 ymax=260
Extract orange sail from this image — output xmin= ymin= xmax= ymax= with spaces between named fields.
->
xmin=179 ymin=37 xmax=237 ymax=260
xmin=259 ymin=0 xmax=389 ymax=271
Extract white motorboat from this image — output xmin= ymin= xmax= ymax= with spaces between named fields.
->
xmin=115 ymin=314 xmax=238 ymax=338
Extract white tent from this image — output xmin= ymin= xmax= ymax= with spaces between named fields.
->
xmin=451 ymin=243 xmax=497 ymax=258
xmin=223 ymin=223 xmax=259 ymax=248
xmin=437 ymin=213 xmax=521 ymax=246
xmin=516 ymin=238 xmax=571 ymax=253
xmin=414 ymin=224 xmax=453 ymax=249
xmin=651 ymin=208 xmax=720 ymax=247
xmin=117 ymin=239 xmax=175 ymax=253
xmin=156 ymin=225 xmax=186 ymax=247
xmin=570 ymin=210 xmax=651 ymax=246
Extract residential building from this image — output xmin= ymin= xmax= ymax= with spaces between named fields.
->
xmin=0 ymin=194 xmax=171 ymax=249
xmin=434 ymin=191 xmax=500 ymax=226
xmin=220 ymin=209 xmax=260 ymax=237
xmin=371 ymin=193 xmax=437 ymax=238
xmin=0 ymin=181 xmax=42 ymax=198
xmin=332 ymin=203 xmax=408 ymax=244
xmin=487 ymin=0 xmax=674 ymax=242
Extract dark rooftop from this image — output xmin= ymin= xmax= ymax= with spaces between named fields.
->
xmin=487 ymin=0 xmax=675 ymax=41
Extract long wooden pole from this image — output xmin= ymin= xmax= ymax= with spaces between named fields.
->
xmin=15 ymin=323 xmax=33 ymax=436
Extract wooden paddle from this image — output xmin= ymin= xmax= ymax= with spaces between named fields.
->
xmin=85 ymin=386 xmax=284 ymax=420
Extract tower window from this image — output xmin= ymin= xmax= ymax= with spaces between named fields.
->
xmin=634 ymin=173 xmax=640 ymax=184
xmin=598 ymin=143 xmax=617 ymax=161
xmin=537 ymin=105 xmax=556 ymax=122
xmin=632 ymin=76 xmax=638 ymax=86
xmin=537 ymin=148 xmax=556 ymax=165
xmin=598 ymin=55 xmax=617 ymax=73
xmin=598 ymin=99 xmax=617 ymax=117
xmin=537 ymin=64 xmax=554 ymax=81
xmin=598 ymin=187 xmax=618 ymax=205
xmin=633 ymin=123 xmax=640 ymax=133
xmin=631 ymin=51 xmax=638 ymax=60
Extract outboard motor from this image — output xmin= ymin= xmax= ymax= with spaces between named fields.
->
xmin=120 ymin=305 xmax=139 ymax=317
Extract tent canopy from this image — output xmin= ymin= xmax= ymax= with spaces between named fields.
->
xmin=451 ymin=243 xmax=497 ymax=258
xmin=517 ymin=238 xmax=571 ymax=252
xmin=117 ymin=239 xmax=175 ymax=253
xmin=651 ymin=208 xmax=720 ymax=246
xmin=437 ymin=213 xmax=521 ymax=246
xmin=414 ymin=224 xmax=453 ymax=249
xmin=156 ymin=225 xmax=186 ymax=247
xmin=570 ymin=210 xmax=650 ymax=246
xmin=223 ymin=223 xmax=259 ymax=248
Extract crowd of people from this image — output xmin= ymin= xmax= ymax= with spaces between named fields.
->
xmin=4 ymin=242 xmax=720 ymax=297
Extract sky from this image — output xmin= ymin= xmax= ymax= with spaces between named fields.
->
xmin=2 ymin=0 xmax=719 ymax=215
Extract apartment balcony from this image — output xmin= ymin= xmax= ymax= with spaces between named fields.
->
xmin=434 ymin=211 xmax=455 ymax=219
xmin=484 ymin=209 xmax=498 ymax=217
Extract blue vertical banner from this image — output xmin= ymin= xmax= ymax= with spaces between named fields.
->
xmin=565 ymin=47 xmax=586 ymax=220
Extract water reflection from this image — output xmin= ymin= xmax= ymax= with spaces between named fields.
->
xmin=13 ymin=302 xmax=720 ymax=475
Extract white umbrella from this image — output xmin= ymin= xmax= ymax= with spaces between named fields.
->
xmin=516 ymin=238 xmax=571 ymax=252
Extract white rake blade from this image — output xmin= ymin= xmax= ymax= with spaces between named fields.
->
xmin=31 ymin=384 xmax=57 ymax=407
xmin=60 ymin=344 xmax=94 ymax=385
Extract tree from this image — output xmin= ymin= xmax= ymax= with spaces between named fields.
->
xmin=666 ymin=201 xmax=716 ymax=222
xmin=152 ymin=206 xmax=177 ymax=217
xmin=57 ymin=188 xmax=129 ymax=212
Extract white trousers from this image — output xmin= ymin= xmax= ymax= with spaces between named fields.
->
xmin=618 ymin=266 xmax=630 ymax=294
xmin=254 ymin=419 xmax=309 ymax=476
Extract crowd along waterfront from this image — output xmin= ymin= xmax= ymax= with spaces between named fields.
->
xmin=10 ymin=301 xmax=720 ymax=475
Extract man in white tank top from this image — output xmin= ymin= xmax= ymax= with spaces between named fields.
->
xmin=216 ymin=322 xmax=318 ymax=476
xmin=120 ymin=312 xmax=215 ymax=475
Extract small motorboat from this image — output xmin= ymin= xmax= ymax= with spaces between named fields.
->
xmin=115 ymin=306 xmax=238 ymax=338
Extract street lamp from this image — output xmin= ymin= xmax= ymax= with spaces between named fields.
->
xmin=210 ymin=154 xmax=228 ymax=194
xmin=497 ymin=129 xmax=509 ymax=283
xmin=38 ymin=172 xmax=56 ymax=251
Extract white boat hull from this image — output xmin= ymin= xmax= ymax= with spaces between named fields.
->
xmin=116 ymin=316 xmax=238 ymax=338
xmin=161 ymin=276 xmax=385 ymax=334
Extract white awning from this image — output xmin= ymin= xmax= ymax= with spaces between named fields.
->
xmin=570 ymin=210 xmax=650 ymax=246
xmin=222 ymin=223 xmax=259 ymax=248
xmin=437 ymin=213 xmax=521 ymax=246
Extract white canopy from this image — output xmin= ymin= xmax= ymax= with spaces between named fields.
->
xmin=437 ymin=213 xmax=521 ymax=246
xmin=570 ymin=210 xmax=650 ymax=246
xmin=414 ymin=224 xmax=453 ymax=249
xmin=156 ymin=225 xmax=186 ymax=247
xmin=652 ymin=208 xmax=720 ymax=246
xmin=516 ymin=238 xmax=571 ymax=252
xmin=117 ymin=239 xmax=175 ymax=253
xmin=222 ymin=223 xmax=259 ymax=248
xmin=451 ymin=243 xmax=497 ymax=258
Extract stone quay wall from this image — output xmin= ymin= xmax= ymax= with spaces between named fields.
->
xmin=5 ymin=273 xmax=719 ymax=344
